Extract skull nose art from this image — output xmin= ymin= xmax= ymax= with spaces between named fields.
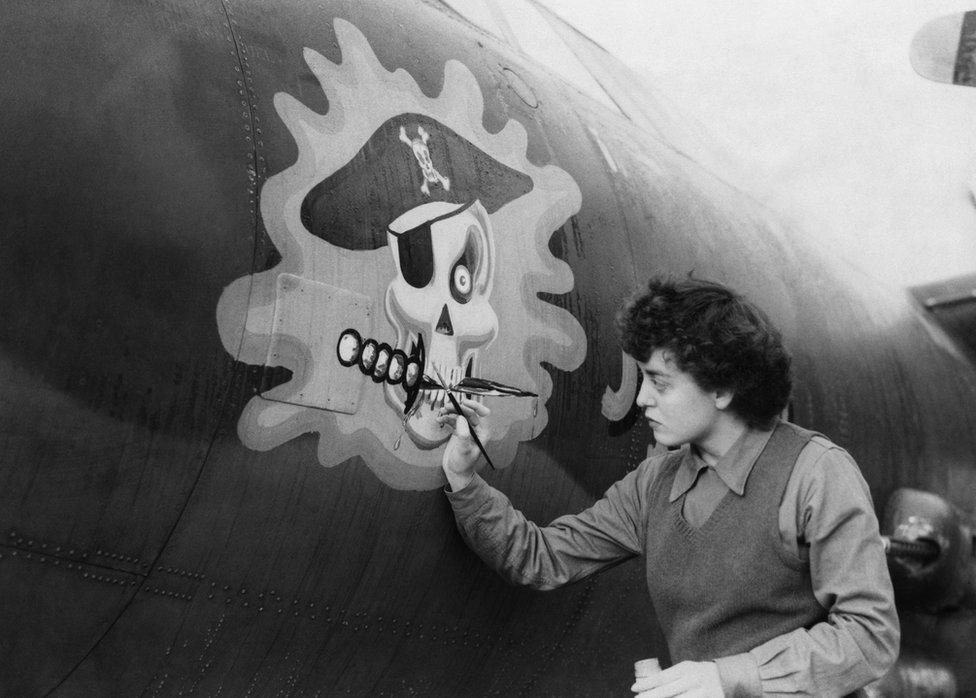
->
xmin=435 ymin=304 xmax=454 ymax=336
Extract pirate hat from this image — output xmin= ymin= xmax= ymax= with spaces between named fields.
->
xmin=300 ymin=113 xmax=533 ymax=251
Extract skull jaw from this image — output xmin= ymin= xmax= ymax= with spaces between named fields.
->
xmin=404 ymin=399 xmax=451 ymax=448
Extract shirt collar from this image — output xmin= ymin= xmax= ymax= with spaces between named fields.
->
xmin=668 ymin=423 xmax=776 ymax=502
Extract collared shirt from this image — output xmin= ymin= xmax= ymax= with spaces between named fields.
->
xmin=446 ymin=424 xmax=900 ymax=696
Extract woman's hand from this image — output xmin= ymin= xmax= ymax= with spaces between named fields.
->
xmin=631 ymin=661 xmax=723 ymax=697
xmin=437 ymin=397 xmax=491 ymax=491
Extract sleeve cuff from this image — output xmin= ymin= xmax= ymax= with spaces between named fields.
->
xmin=444 ymin=472 xmax=493 ymax=520
xmin=714 ymin=653 xmax=762 ymax=698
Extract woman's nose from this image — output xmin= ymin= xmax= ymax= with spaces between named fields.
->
xmin=636 ymin=384 xmax=655 ymax=408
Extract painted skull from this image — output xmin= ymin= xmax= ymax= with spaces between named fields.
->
xmin=384 ymin=199 xmax=497 ymax=446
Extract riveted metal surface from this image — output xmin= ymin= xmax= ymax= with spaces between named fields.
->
xmin=1 ymin=0 xmax=976 ymax=695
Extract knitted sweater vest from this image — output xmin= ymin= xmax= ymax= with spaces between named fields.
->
xmin=644 ymin=421 xmax=827 ymax=662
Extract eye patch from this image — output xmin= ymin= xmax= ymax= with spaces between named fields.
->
xmin=388 ymin=200 xmax=476 ymax=289
xmin=392 ymin=221 xmax=434 ymax=289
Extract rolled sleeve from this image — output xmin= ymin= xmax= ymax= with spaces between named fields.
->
xmin=714 ymin=653 xmax=762 ymax=697
xmin=445 ymin=467 xmax=648 ymax=590
xmin=445 ymin=472 xmax=495 ymax=519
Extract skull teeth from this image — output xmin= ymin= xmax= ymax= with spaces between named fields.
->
xmin=418 ymin=359 xmax=476 ymax=407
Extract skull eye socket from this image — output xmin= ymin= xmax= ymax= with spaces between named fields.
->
xmin=452 ymin=263 xmax=472 ymax=303
xmin=450 ymin=225 xmax=484 ymax=304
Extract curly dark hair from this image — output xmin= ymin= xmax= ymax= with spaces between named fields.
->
xmin=615 ymin=277 xmax=792 ymax=427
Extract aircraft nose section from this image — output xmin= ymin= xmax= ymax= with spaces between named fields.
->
xmin=435 ymin=304 xmax=454 ymax=336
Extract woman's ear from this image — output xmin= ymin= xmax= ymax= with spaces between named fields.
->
xmin=714 ymin=388 xmax=734 ymax=410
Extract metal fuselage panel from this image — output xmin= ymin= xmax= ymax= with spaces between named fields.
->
xmin=1 ymin=0 xmax=974 ymax=695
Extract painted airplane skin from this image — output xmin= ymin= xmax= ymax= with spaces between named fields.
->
xmin=1 ymin=0 xmax=974 ymax=694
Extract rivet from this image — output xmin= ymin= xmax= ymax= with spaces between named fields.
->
xmin=258 ymin=606 xmax=264 ymax=612
xmin=7 ymin=531 xmax=15 ymax=538
xmin=223 ymin=585 xmax=231 ymax=591
xmin=27 ymin=540 xmax=33 ymax=547
xmin=239 ymin=589 xmax=246 ymax=595
xmin=68 ymin=549 xmax=75 ymax=555
xmin=225 ymin=599 xmax=231 ymax=605
xmin=208 ymin=594 xmax=214 ymax=600
xmin=41 ymin=543 xmax=47 ymax=549
xmin=55 ymin=546 xmax=62 ymax=553
xmin=26 ymin=553 xmax=32 ymax=560
xmin=243 ymin=602 xmax=249 ymax=608
xmin=96 ymin=549 xmax=102 ymax=555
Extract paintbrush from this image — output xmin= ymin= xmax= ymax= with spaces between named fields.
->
xmin=430 ymin=365 xmax=498 ymax=470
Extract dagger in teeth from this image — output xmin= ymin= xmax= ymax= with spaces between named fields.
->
xmin=336 ymin=328 xmax=537 ymax=411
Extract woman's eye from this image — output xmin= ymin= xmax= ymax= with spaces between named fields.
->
xmin=451 ymin=263 xmax=472 ymax=303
